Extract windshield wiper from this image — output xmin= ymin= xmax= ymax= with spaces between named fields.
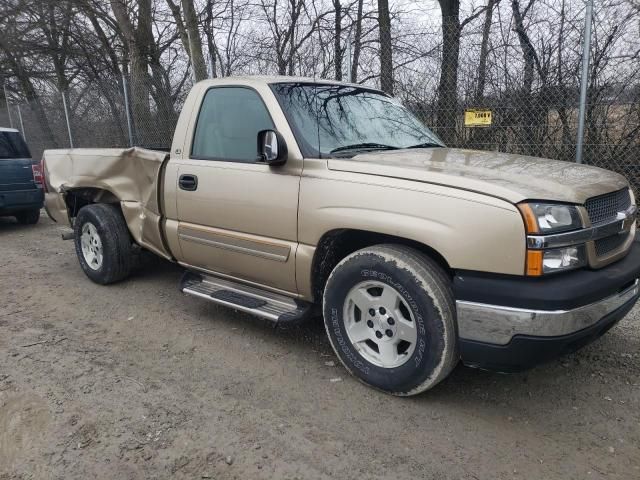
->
xmin=404 ymin=142 xmax=443 ymax=149
xmin=330 ymin=143 xmax=399 ymax=153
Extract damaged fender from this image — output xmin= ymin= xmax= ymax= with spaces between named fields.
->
xmin=43 ymin=147 xmax=172 ymax=260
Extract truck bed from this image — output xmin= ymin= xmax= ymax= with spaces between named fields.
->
xmin=42 ymin=147 xmax=172 ymax=259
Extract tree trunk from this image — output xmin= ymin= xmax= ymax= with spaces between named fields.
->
xmin=333 ymin=0 xmax=342 ymax=80
xmin=435 ymin=0 xmax=461 ymax=145
xmin=471 ymin=0 xmax=497 ymax=149
xmin=84 ymin=8 xmax=122 ymax=77
xmin=511 ymin=0 xmax=544 ymax=155
xmin=110 ymin=0 xmax=151 ymax=144
xmin=287 ymin=5 xmax=296 ymax=76
xmin=181 ymin=0 xmax=208 ymax=81
xmin=204 ymin=0 xmax=218 ymax=78
xmin=377 ymin=0 xmax=393 ymax=94
xmin=511 ymin=0 xmax=536 ymax=94
xmin=166 ymin=0 xmax=191 ymax=57
xmin=351 ymin=0 xmax=363 ymax=82
xmin=475 ymin=0 xmax=497 ymax=101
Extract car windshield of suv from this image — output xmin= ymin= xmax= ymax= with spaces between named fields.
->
xmin=271 ymin=83 xmax=443 ymax=158
xmin=0 ymin=131 xmax=31 ymax=159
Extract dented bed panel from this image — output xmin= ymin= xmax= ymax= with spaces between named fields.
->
xmin=43 ymin=147 xmax=172 ymax=260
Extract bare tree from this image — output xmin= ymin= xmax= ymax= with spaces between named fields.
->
xmin=333 ymin=0 xmax=342 ymax=80
xmin=0 ymin=0 xmax=637 ymax=174
xmin=0 ymin=1 xmax=57 ymax=145
xmin=377 ymin=0 xmax=393 ymax=93
xmin=475 ymin=0 xmax=499 ymax=101
xmin=110 ymin=0 xmax=152 ymax=128
xmin=110 ymin=0 xmax=177 ymax=144
xmin=350 ymin=0 xmax=363 ymax=82
xmin=203 ymin=0 xmax=219 ymax=77
xmin=511 ymin=0 xmax=542 ymax=94
xmin=434 ymin=0 xmax=488 ymax=144
xmin=259 ymin=0 xmax=331 ymax=75
xmin=167 ymin=0 xmax=208 ymax=81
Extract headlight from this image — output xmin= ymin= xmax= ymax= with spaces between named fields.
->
xmin=541 ymin=245 xmax=587 ymax=274
xmin=526 ymin=245 xmax=588 ymax=276
xmin=518 ymin=202 xmax=587 ymax=276
xmin=518 ymin=203 xmax=583 ymax=234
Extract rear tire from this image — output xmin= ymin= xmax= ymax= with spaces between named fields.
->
xmin=15 ymin=208 xmax=40 ymax=225
xmin=74 ymin=204 xmax=134 ymax=284
xmin=323 ymin=244 xmax=458 ymax=396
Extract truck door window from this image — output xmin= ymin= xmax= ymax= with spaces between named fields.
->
xmin=191 ymin=87 xmax=274 ymax=162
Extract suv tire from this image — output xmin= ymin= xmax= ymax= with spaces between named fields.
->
xmin=74 ymin=204 xmax=134 ymax=284
xmin=323 ymin=244 xmax=458 ymax=395
xmin=15 ymin=208 xmax=40 ymax=225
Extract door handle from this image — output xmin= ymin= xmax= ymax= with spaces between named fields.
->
xmin=179 ymin=174 xmax=198 ymax=191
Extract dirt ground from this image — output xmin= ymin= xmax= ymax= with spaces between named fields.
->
xmin=1 ymin=214 xmax=639 ymax=480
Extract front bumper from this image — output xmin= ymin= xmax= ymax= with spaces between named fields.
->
xmin=454 ymin=240 xmax=640 ymax=372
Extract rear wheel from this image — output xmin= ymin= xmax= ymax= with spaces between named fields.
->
xmin=323 ymin=244 xmax=458 ymax=395
xmin=15 ymin=208 xmax=40 ymax=225
xmin=73 ymin=204 xmax=134 ymax=284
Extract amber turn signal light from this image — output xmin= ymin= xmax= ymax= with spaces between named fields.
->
xmin=526 ymin=250 xmax=543 ymax=276
xmin=517 ymin=203 xmax=539 ymax=234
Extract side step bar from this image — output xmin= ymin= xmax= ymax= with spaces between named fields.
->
xmin=180 ymin=271 xmax=311 ymax=325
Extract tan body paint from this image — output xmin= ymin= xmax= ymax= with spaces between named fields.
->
xmin=43 ymin=76 xmax=631 ymax=302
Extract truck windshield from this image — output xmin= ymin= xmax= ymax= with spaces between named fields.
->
xmin=0 ymin=131 xmax=31 ymax=159
xmin=271 ymin=83 xmax=443 ymax=158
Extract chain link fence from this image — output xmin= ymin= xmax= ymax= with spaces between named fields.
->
xmin=390 ymin=18 xmax=640 ymax=195
xmin=1 ymin=72 xmax=197 ymax=160
xmin=2 ymin=12 xmax=639 ymax=196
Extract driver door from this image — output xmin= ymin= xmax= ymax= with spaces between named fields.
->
xmin=171 ymin=85 xmax=301 ymax=294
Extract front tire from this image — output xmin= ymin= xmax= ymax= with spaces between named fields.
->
xmin=73 ymin=204 xmax=134 ymax=284
xmin=15 ymin=208 xmax=40 ymax=225
xmin=323 ymin=244 xmax=458 ymax=395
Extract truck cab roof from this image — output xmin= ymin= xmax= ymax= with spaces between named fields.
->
xmin=194 ymin=75 xmax=385 ymax=93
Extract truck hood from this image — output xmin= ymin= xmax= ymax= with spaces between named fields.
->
xmin=327 ymin=148 xmax=628 ymax=204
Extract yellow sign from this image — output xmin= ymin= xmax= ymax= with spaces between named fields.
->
xmin=464 ymin=109 xmax=492 ymax=127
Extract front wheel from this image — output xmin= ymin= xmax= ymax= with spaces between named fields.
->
xmin=323 ymin=244 xmax=458 ymax=396
xmin=73 ymin=204 xmax=134 ymax=284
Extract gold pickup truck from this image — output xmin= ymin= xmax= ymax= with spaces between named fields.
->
xmin=43 ymin=77 xmax=640 ymax=395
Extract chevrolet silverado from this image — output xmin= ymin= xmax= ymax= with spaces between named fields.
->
xmin=43 ymin=77 xmax=640 ymax=395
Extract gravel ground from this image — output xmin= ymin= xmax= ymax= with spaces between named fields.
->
xmin=1 ymin=214 xmax=639 ymax=480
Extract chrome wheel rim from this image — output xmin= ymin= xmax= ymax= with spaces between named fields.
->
xmin=343 ymin=280 xmax=418 ymax=368
xmin=80 ymin=222 xmax=103 ymax=270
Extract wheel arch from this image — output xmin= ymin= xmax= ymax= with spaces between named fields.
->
xmin=310 ymin=228 xmax=452 ymax=304
xmin=65 ymin=187 xmax=174 ymax=261
xmin=64 ymin=187 xmax=122 ymax=220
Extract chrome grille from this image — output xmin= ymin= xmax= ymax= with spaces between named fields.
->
xmin=594 ymin=233 xmax=627 ymax=257
xmin=585 ymin=188 xmax=631 ymax=225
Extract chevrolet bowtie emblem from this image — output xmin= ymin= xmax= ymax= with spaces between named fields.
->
xmin=617 ymin=211 xmax=634 ymax=233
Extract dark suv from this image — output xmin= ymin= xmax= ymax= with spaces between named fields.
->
xmin=0 ymin=128 xmax=43 ymax=224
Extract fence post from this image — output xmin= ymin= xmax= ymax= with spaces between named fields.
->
xmin=61 ymin=90 xmax=74 ymax=148
xmin=576 ymin=0 xmax=593 ymax=164
xmin=3 ymin=80 xmax=14 ymax=128
xmin=122 ymin=74 xmax=134 ymax=147
xmin=17 ymin=105 xmax=26 ymax=141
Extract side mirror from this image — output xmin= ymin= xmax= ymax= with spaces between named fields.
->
xmin=257 ymin=129 xmax=288 ymax=166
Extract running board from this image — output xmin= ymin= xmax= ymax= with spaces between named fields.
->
xmin=180 ymin=271 xmax=311 ymax=325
